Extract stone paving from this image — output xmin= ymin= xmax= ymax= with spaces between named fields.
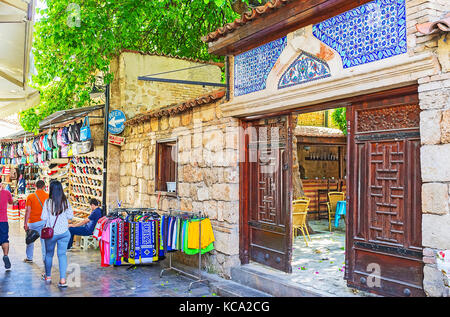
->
xmin=289 ymin=219 xmax=373 ymax=297
xmin=0 ymin=221 xmax=218 ymax=297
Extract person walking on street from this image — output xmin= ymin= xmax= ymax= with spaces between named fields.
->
xmin=67 ymin=198 xmax=102 ymax=250
xmin=24 ymin=180 xmax=49 ymax=264
xmin=0 ymin=177 xmax=13 ymax=271
xmin=41 ymin=180 xmax=73 ymax=287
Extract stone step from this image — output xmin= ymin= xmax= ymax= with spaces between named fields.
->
xmin=159 ymin=261 xmax=272 ymax=297
xmin=209 ymin=280 xmax=272 ymax=297
xmin=230 ymin=264 xmax=332 ymax=297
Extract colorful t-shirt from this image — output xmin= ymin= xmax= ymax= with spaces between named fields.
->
xmin=0 ymin=189 xmax=13 ymax=222
xmin=26 ymin=189 xmax=49 ymax=223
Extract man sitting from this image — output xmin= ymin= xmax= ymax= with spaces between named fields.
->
xmin=67 ymin=198 xmax=102 ymax=250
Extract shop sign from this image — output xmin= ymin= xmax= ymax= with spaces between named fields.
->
xmin=108 ymin=135 xmax=125 ymax=146
xmin=108 ymin=110 xmax=126 ymax=134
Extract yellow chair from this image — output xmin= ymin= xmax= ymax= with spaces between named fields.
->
xmin=326 ymin=192 xmax=345 ymax=232
xmin=296 ymin=196 xmax=310 ymax=206
xmin=292 ymin=199 xmax=311 ymax=246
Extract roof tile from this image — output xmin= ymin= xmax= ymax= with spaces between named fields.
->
xmin=126 ymin=90 xmax=226 ymax=126
xmin=416 ymin=12 xmax=450 ymax=35
xmin=203 ymin=0 xmax=293 ymax=43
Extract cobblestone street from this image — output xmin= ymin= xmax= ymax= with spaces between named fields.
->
xmin=0 ymin=221 xmax=218 ymax=297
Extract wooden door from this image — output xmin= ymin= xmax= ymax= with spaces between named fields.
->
xmin=240 ymin=115 xmax=293 ymax=273
xmin=346 ymin=90 xmax=424 ymax=297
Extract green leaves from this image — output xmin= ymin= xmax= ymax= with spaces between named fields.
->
xmin=21 ymin=0 xmax=241 ymax=132
xmin=331 ymin=108 xmax=347 ymax=135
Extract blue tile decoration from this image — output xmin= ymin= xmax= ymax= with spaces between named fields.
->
xmin=278 ymin=52 xmax=331 ymax=89
xmin=234 ymin=37 xmax=287 ymax=96
xmin=312 ymin=0 xmax=407 ymax=68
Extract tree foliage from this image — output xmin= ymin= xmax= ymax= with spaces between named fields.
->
xmin=21 ymin=0 xmax=253 ymax=133
xmin=331 ymin=108 xmax=347 ymax=135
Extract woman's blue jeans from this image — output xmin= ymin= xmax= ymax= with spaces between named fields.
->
xmin=44 ymin=230 xmax=71 ymax=280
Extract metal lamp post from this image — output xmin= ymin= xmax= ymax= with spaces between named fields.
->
xmin=89 ymin=79 xmax=110 ymax=217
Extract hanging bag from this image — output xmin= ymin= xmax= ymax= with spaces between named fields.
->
xmin=79 ymin=139 xmax=94 ymax=154
xmin=80 ymin=117 xmax=91 ymax=141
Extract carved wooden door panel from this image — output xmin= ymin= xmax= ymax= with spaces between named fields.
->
xmin=243 ymin=115 xmax=292 ymax=273
xmin=347 ymin=94 xmax=425 ymax=297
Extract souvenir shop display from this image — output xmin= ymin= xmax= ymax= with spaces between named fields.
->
xmin=94 ymin=208 xmax=215 ymax=288
xmin=0 ymin=114 xmax=100 ymax=224
xmin=69 ymin=153 xmax=104 ymax=221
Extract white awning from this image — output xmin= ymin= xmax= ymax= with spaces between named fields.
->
xmin=0 ymin=0 xmax=39 ymax=117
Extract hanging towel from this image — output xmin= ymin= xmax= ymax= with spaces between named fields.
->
xmin=184 ymin=220 xmax=214 ymax=255
xmin=187 ymin=218 xmax=215 ymax=250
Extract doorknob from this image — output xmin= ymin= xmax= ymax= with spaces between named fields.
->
xmin=403 ymin=288 xmax=411 ymax=296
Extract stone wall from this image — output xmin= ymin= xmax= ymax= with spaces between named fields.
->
xmin=109 ymin=51 xmax=222 ymax=120
xmin=117 ymin=99 xmax=241 ymax=278
xmin=406 ymin=0 xmax=450 ymax=297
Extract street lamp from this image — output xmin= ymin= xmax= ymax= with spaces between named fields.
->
xmin=89 ymin=77 xmax=110 ymax=217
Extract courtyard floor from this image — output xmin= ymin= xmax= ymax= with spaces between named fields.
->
xmin=0 ymin=221 xmax=217 ymax=297
xmin=290 ymin=219 xmax=373 ymax=297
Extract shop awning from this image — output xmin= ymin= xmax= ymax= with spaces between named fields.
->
xmin=0 ymin=127 xmax=32 ymax=142
xmin=0 ymin=0 xmax=40 ymax=117
xmin=0 ymin=118 xmax=23 ymax=139
xmin=39 ymin=104 xmax=104 ymax=130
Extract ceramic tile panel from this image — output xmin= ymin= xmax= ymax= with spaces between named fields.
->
xmin=278 ymin=52 xmax=331 ymax=89
xmin=234 ymin=37 xmax=287 ymax=96
xmin=312 ymin=0 xmax=407 ymax=68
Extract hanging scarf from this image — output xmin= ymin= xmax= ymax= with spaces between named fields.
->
xmin=123 ymin=221 xmax=130 ymax=263
xmin=115 ymin=220 xmax=124 ymax=266
xmin=159 ymin=216 xmax=165 ymax=257
xmin=135 ymin=222 xmax=141 ymax=264
xmin=140 ymin=221 xmax=153 ymax=264
xmin=128 ymin=222 xmax=136 ymax=264
xmin=154 ymin=220 xmax=160 ymax=262
xmin=110 ymin=221 xmax=117 ymax=265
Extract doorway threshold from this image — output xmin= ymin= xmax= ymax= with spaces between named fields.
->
xmin=231 ymin=263 xmax=376 ymax=297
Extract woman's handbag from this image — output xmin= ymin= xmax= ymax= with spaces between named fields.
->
xmin=41 ymin=204 xmax=60 ymax=240
xmin=80 ymin=117 xmax=91 ymax=141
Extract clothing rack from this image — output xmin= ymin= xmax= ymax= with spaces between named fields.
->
xmin=108 ymin=207 xmax=160 ymax=270
xmin=160 ymin=209 xmax=209 ymax=291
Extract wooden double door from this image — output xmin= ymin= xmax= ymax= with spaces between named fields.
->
xmin=240 ymin=86 xmax=424 ymax=296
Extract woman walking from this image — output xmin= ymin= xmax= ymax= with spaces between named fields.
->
xmin=41 ymin=180 xmax=73 ymax=287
